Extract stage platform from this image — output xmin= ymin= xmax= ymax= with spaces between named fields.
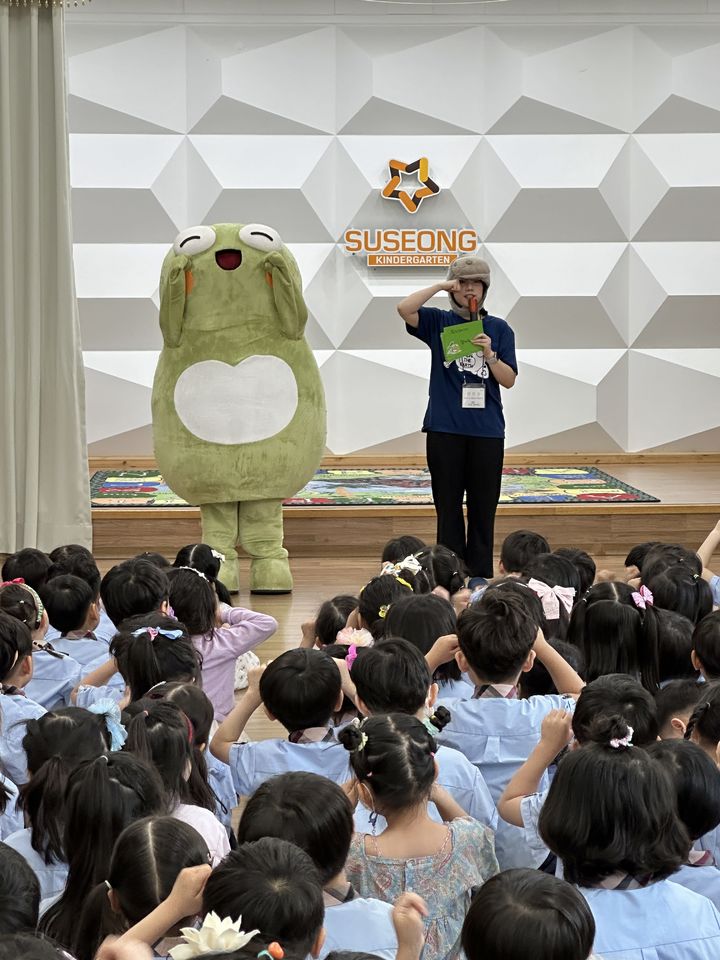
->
xmin=91 ymin=455 xmax=720 ymax=568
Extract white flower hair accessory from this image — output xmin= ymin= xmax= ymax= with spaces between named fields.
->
xmin=211 ymin=549 xmax=226 ymax=563
xmin=609 ymin=725 xmax=634 ymax=750
xmin=168 ymin=912 xmax=260 ymax=959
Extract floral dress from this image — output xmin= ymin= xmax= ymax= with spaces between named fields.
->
xmin=346 ymin=818 xmax=498 ymax=960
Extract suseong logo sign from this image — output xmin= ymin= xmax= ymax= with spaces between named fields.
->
xmin=344 ymin=157 xmax=480 ymax=267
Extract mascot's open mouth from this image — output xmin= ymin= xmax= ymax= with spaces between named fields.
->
xmin=215 ymin=249 xmax=243 ymax=271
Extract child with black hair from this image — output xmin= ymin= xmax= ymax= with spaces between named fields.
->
xmin=100 ymin=558 xmax=171 ymax=630
xmin=539 ymin=715 xmax=720 ymax=959
xmin=647 ymin=565 xmax=713 ymax=625
xmin=657 ymin=679 xmax=704 ymax=739
xmin=524 ymin=553 xmax=579 ymax=641
xmin=648 ymin=740 xmax=720 ymax=908
xmin=412 ymin=545 xmax=470 ymax=613
xmin=383 ymin=594 xmax=471 ymax=699
xmin=150 ymin=681 xmax=236 ymax=837
xmin=0 ymin=611 xmax=46 ymax=785
xmin=46 ymin=543 xmax=116 ymax=644
xmin=0 ymin=581 xmax=83 ymax=711
xmin=691 ymin=610 xmax=720 ymax=681
xmin=1 ymin=549 xmax=51 ymax=592
xmin=125 ymin=700 xmax=229 ymax=866
xmin=4 ymin=707 xmax=110 ymax=901
xmin=381 ymin=535 xmax=426 ymax=566
xmin=683 ymin=683 xmax=720 ymax=864
xmin=461 ymin=869 xmax=596 ymax=960
xmin=239 ymin=773 xmax=398 ymax=959
xmin=78 ymin=612 xmax=201 ymax=709
xmin=173 ymin=543 xmax=232 ymax=605
xmin=135 ymin=551 xmax=172 ymax=570
xmin=39 ymin=574 xmax=110 ymax=675
xmin=658 ymin=608 xmax=697 ymax=683
xmin=341 ymin=713 xmax=498 ymax=960
xmin=211 ymin=649 xmax=350 ymax=797
xmin=641 ymin=543 xmax=702 ymax=583
xmin=0 ymin=844 xmax=40 ymax=935
xmin=435 ymin=589 xmax=583 ymax=868
xmin=567 ymin=580 xmax=660 ymax=692
xmin=624 ymin=540 xmax=662 ymax=580
xmin=75 ymin=817 xmax=211 ymax=960
xmin=499 ymin=675 xmax=660 ymax=868
xmin=356 ymin=575 xmax=418 ymax=640
xmin=554 ymin=547 xmax=596 ymax=596
xmin=347 ymin=638 xmax=496 ymax=832
xmin=167 ymin=566 xmax=275 ymax=721
xmin=301 ymin=595 xmax=360 ymax=649
xmin=499 ymin=529 xmax=550 ymax=577
xmin=39 ymin=752 xmax=166 ymax=950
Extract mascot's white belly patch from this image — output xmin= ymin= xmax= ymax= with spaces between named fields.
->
xmin=174 ymin=356 xmax=298 ymax=445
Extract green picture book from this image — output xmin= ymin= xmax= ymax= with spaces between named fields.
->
xmin=440 ymin=318 xmax=484 ymax=362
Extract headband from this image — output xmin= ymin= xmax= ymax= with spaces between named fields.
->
xmin=0 ymin=579 xmax=44 ymax=629
xmin=169 ymin=912 xmax=260 ymax=959
xmin=177 ymin=566 xmax=209 ymax=581
xmin=527 ymin=578 xmax=575 ymax=620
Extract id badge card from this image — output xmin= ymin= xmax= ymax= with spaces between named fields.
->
xmin=462 ymin=382 xmax=485 ymax=409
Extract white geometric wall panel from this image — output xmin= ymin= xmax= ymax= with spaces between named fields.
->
xmin=65 ymin=19 xmax=720 ymax=455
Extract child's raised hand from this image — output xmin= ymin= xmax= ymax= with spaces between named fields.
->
xmin=247 ymin=663 xmax=267 ymax=696
xmin=166 ymin=864 xmax=212 ymax=919
xmin=300 ymin=619 xmax=317 ymax=648
xmin=540 ymin=709 xmax=574 ymax=755
xmin=428 ymin=633 xmax=460 ymax=666
xmin=451 ymin=588 xmax=471 ymax=615
xmin=346 ymin=607 xmax=362 ymax=630
xmin=392 ymin=892 xmax=428 ymax=959
xmin=95 ymin=937 xmax=154 ymax=960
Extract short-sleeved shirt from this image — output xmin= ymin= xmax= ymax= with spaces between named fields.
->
xmin=25 ymin=649 xmax=82 ymax=710
xmin=407 ymin=307 xmax=517 ymax=438
xmin=0 ymin=692 xmax=46 ymax=785
xmin=227 ymin=738 xmax=351 ymax=798
xmin=321 ymin=897 xmax=397 ymax=960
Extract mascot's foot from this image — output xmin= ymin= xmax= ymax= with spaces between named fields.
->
xmin=219 ymin=558 xmax=240 ymax=594
xmin=250 ymin=557 xmax=293 ymax=595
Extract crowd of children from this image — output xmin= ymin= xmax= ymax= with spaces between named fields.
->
xmin=1 ymin=518 xmax=720 ymax=959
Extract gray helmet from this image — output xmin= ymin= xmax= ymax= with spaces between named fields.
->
xmin=447 ymin=256 xmax=491 ymax=288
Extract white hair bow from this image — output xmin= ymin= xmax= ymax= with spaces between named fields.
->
xmin=527 ymin=578 xmax=576 ymax=620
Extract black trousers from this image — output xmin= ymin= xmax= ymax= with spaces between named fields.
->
xmin=426 ymin=431 xmax=504 ymax=579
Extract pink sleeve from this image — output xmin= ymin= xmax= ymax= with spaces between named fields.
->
xmin=211 ymin=607 xmax=277 ymax=658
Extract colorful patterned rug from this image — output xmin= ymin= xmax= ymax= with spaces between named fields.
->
xmin=90 ymin=467 xmax=659 ymax=507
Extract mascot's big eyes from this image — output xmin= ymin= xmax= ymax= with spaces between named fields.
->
xmin=173 ymin=225 xmax=217 ymax=256
xmin=239 ymin=223 xmax=283 ymax=252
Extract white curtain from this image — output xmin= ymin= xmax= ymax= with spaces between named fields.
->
xmin=0 ymin=1 xmax=91 ymax=551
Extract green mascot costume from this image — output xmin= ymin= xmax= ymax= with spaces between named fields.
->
xmin=151 ymin=222 xmax=326 ymax=594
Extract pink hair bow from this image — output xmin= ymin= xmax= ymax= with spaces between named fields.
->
xmin=631 ymin=585 xmax=654 ymax=611
xmin=0 ymin=578 xmax=25 ymax=588
xmin=345 ymin=643 xmax=358 ymax=672
xmin=527 ymin=578 xmax=576 ymax=620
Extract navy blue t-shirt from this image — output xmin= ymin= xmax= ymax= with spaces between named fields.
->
xmin=407 ymin=307 xmax=517 ymax=439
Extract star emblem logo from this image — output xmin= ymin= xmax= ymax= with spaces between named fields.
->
xmin=381 ymin=157 xmax=440 ymax=214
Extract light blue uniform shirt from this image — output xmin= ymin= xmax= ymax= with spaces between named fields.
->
xmin=698 ymin=827 xmax=720 ymax=863
xmin=582 ymin=880 xmax=720 ymax=959
xmin=437 ymin=678 xmax=474 ymax=700
xmin=76 ymin=683 xmax=125 ymax=709
xmin=0 ymin=692 xmax=46 ymax=785
xmin=25 ymin=649 xmax=82 ymax=709
xmin=206 ymin=750 xmax=237 ymax=831
xmin=437 ymin=693 xmax=574 ymax=868
xmin=354 ymin=743 xmax=497 ymax=834
xmin=321 ymin=897 xmax=397 ymax=960
xmin=671 ymin=864 xmax=720 ymax=910
xmin=0 ymin=774 xmax=23 ymax=840
xmin=3 ymin=827 xmax=68 ymax=902
xmin=227 ymin=739 xmax=350 ymax=797
xmin=709 ymin=575 xmax=720 ymax=607
xmin=46 ymin=606 xmax=117 ymax=645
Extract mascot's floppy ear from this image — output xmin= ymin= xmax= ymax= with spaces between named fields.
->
xmin=159 ymin=254 xmax=191 ymax=347
xmin=264 ymin=250 xmax=307 ymax=341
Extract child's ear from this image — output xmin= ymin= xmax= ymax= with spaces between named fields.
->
xmin=310 ymin=927 xmax=326 ymax=959
xmin=498 ymin=560 xmax=506 ymax=575
xmin=333 ymin=689 xmax=345 ymax=712
xmin=691 ymin=650 xmax=702 ymax=674
xmin=427 ymin=683 xmax=439 ymax=709
xmin=520 ymin=649 xmax=537 ymax=673
xmin=20 ymin=655 xmax=33 ymax=679
xmin=455 ymin=649 xmax=470 ymax=674
xmin=263 ymin=705 xmax=276 ymax=723
xmin=670 ymin=717 xmax=688 ymax=738
xmin=108 ymin=887 xmax=122 ymax=914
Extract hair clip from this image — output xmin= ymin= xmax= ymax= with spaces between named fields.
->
xmin=378 ymin=604 xmax=390 ymax=619
xmin=258 ymin=945 xmax=284 ymax=960
xmin=609 ymin=725 xmax=634 ymax=749
xmin=396 ymin=577 xmax=413 ymax=591
xmin=169 ymin=912 xmax=260 ymax=960
xmin=104 ymin=880 xmax=112 ymax=891
xmin=177 ymin=566 xmax=209 ymax=581
xmin=345 ymin=643 xmax=359 ymax=672
xmin=210 ymin=549 xmax=226 ymax=563
xmin=631 ymin=585 xmax=653 ymax=611
xmin=350 ymin=716 xmax=369 ymax=751
xmin=132 ymin=626 xmax=184 ymax=641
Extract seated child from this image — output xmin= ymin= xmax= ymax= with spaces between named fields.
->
xmin=341 ymin=713 xmax=498 ymax=960
xmin=1 ymin=549 xmax=51 ymax=592
xmin=658 ymin=609 xmax=697 ymax=683
xmin=539 ymin=715 xmax=720 ymax=959
xmin=413 ymin=544 xmax=470 ymax=613
xmin=0 ymin=612 xmax=46 ymax=784
xmin=647 ymin=565 xmax=712 ymax=625
xmin=4 ymin=707 xmax=111 ymax=901
xmin=210 ymin=649 xmax=350 ymax=796
xmin=100 ymin=557 xmax=170 ymax=629
xmin=74 ymin=816 xmax=211 ymax=960
xmin=693 ymin=612 xmax=720 ymax=681
xmin=0 ymin=582 xmax=81 ymax=710
xmin=436 ymin=589 xmax=583 ymax=867
xmin=45 ymin=544 xmax=116 ymax=643
xmin=239 ymin=772 xmax=397 ymax=959
xmin=554 ymin=547 xmax=596 ymax=596
xmin=499 ymin=530 xmax=550 ymax=578
xmin=523 ymin=553 xmax=580 ymax=641
xmin=648 ymin=739 xmax=720 ymax=909
xmin=624 ymin=541 xmax=662 ymax=581
xmin=684 ymin=682 xmax=720 ymax=862
xmin=381 ymin=535 xmax=426 ymax=567
xmin=39 ymin=575 xmax=110 ymax=674
xmin=301 ymin=595 xmax=359 ymax=649
xmin=656 ymin=679 xmax=704 ymax=739
xmin=348 ymin=638 xmax=496 ymax=831
xmin=383 ymin=593 xmax=472 ymax=700
xmin=167 ymin=566 xmax=275 ymax=721
xmin=355 ymin=574 xmax=422 ymax=641
xmin=124 ymin=701 xmax=229 ymax=865
xmin=461 ymin=869 xmax=596 ymax=960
